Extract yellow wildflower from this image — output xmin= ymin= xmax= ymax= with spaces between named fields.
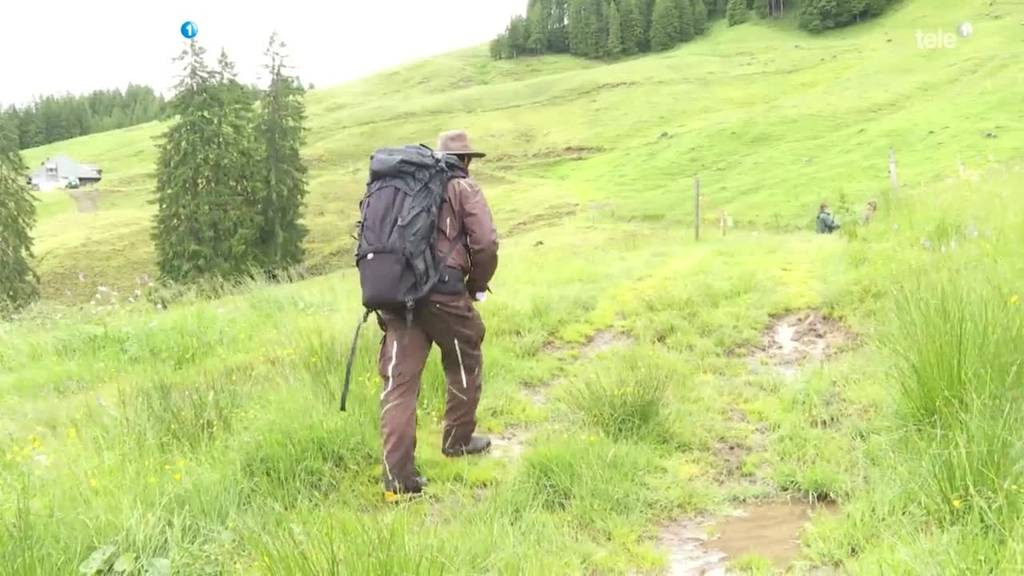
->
xmin=1011 ymin=294 xmax=1020 ymax=306
xmin=89 ymin=478 xmax=97 ymax=488
xmin=173 ymin=473 xmax=183 ymax=482
xmin=952 ymin=499 xmax=962 ymax=509
xmin=68 ymin=428 xmax=78 ymax=440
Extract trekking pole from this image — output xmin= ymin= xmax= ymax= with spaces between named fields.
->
xmin=340 ymin=310 xmax=372 ymax=412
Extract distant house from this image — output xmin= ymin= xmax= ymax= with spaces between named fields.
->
xmin=27 ymin=155 xmax=103 ymax=192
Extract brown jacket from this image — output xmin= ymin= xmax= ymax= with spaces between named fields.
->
xmin=436 ymin=177 xmax=498 ymax=294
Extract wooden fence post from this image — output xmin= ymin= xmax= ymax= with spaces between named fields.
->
xmin=888 ymin=148 xmax=900 ymax=195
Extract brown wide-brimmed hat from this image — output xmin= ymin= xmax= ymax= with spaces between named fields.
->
xmin=437 ymin=130 xmax=486 ymax=159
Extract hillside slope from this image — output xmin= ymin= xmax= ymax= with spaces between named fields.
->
xmin=24 ymin=0 xmax=1021 ymax=303
xmin=4 ymin=0 xmax=1024 ymax=573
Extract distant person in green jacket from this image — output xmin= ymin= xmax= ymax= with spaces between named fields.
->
xmin=816 ymin=203 xmax=840 ymax=234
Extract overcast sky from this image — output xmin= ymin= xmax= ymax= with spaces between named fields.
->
xmin=1 ymin=0 xmax=526 ymax=105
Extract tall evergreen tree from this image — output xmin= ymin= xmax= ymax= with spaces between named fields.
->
xmin=569 ymin=0 xmax=606 ymax=58
xmin=618 ymin=0 xmax=643 ymax=54
xmin=713 ymin=0 xmax=728 ymax=18
xmin=0 ymin=117 xmax=38 ymax=315
xmin=154 ymin=42 xmax=263 ymax=282
xmin=754 ymin=0 xmax=769 ymax=18
xmin=678 ymin=0 xmax=695 ymax=41
xmin=607 ymin=0 xmax=625 ymax=56
xmin=726 ymin=0 xmax=748 ymax=25
xmin=549 ymin=0 xmax=570 ymax=52
xmin=527 ymin=0 xmax=553 ymax=52
xmin=637 ymin=0 xmax=656 ymax=51
xmin=693 ymin=0 xmax=709 ymax=34
xmin=650 ymin=0 xmax=682 ymax=50
xmin=258 ymin=33 xmax=309 ymax=271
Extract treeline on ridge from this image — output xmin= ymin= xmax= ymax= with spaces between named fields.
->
xmin=491 ymin=0 xmax=901 ymax=60
xmin=0 ymin=85 xmax=167 ymax=150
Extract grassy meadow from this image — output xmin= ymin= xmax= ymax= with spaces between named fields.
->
xmin=4 ymin=0 xmax=1024 ymax=573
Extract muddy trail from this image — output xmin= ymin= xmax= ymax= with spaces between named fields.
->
xmin=654 ymin=310 xmax=853 ymax=574
xmin=658 ymin=501 xmax=838 ymax=575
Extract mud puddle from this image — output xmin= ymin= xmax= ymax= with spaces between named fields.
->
xmin=659 ymin=501 xmax=836 ymax=575
xmin=751 ymin=311 xmax=851 ymax=379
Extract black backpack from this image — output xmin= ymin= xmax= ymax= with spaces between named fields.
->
xmin=340 ymin=145 xmax=462 ymax=411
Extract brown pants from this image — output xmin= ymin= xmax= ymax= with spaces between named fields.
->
xmin=378 ymin=293 xmax=485 ymax=488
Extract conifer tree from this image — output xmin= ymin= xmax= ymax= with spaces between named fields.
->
xmin=693 ymin=0 xmax=709 ymax=34
xmin=678 ymin=0 xmax=695 ymax=41
xmin=549 ymin=0 xmax=570 ymax=52
xmin=618 ymin=0 xmax=643 ymax=54
xmin=154 ymin=42 xmax=262 ymax=282
xmin=727 ymin=0 xmax=748 ymax=26
xmin=527 ymin=0 xmax=552 ymax=52
xmin=258 ymin=33 xmax=309 ymax=271
xmin=650 ymin=0 xmax=681 ymax=51
xmin=0 ymin=118 xmax=38 ymax=315
xmin=607 ymin=0 xmax=625 ymax=56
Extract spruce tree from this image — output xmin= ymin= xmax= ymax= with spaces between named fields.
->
xmin=754 ymin=0 xmax=770 ymax=18
xmin=154 ymin=42 xmax=262 ymax=283
xmin=650 ymin=0 xmax=681 ymax=50
xmin=607 ymin=0 xmax=625 ymax=56
xmin=568 ymin=0 xmax=592 ymax=56
xmin=589 ymin=0 xmax=609 ymax=58
xmin=527 ymin=0 xmax=552 ymax=53
xmin=693 ymin=0 xmax=709 ymax=34
xmin=618 ymin=0 xmax=643 ymax=54
xmin=637 ymin=0 xmax=656 ymax=51
xmin=258 ymin=33 xmax=309 ymax=272
xmin=727 ymin=0 xmax=748 ymax=26
xmin=678 ymin=0 xmax=695 ymax=41
xmin=549 ymin=0 xmax=570 ymax=52
xmin=0 ymin=118 xmax=38 ymax=315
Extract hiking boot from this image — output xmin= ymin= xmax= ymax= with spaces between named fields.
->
xmin=442 ymin=435 xmax=492 ymax=458
xmin=383 ymin=475 xmax=427 ymax=503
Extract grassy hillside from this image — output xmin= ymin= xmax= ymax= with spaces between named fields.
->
xmin=4 ymin=0 xmax=1024 ymax=573
xmin=24 ymin=0 xmax=1020 ymax=304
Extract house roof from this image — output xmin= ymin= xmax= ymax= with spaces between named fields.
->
xmin=29 ymin=154 xmax=102 ymax=181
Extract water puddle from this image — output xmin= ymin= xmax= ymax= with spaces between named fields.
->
xmin=750 ymin=311 xmax=851 ymax=379
xmin=659 ymin=501 xmax=836 ymax=575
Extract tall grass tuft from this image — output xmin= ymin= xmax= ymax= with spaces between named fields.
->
xmin=569 ymin=349 xmax=672 ymax=443
xmin=887 ymin=277 xmax=1024 ymax=532
xmin=118 ymin=371 xmax=244 ymax=449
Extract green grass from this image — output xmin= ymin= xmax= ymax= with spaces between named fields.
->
xmin=3 ymin=0 xmax=1024 ymax=573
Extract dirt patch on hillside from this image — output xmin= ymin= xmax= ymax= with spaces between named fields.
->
xmin=582 ymin=330 xmax=633 ymax=358
xmin=658 ymin=501 xmax=838 ymax=575
xmin=505 ymin=203 xmax=580 ymax=237
xmin=750 ymin=311 xmax=852 ymax=378
xmin=491 ymin=429 xmax=532 ymax=460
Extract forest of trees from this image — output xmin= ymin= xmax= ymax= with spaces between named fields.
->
xmin=154 ymin=35 xmax=308 ymax=284
xmin=0 ymin=117 xmax=38 ymax=315
xmin=0 ymin=85 xmax=166 ymax=150
xmin=798 ymin=0 xmax=900 ymax=32
xmin=491 ymin=0 xmax=899 ymax=60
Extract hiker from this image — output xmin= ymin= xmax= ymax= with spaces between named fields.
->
xmin=816 ymin=203 xmax=840 ymax=234
xmin=374 ymin=130 xmax=499 ymax=498
xmin=861 ymin=200 xmax=878 ymax=225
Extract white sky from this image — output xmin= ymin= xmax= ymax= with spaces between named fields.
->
xmin=1 ymin=0 xmax=526 ymax=105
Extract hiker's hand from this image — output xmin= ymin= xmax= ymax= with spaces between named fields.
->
xmin=473 ymin=292 xmax=488 ymax=303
